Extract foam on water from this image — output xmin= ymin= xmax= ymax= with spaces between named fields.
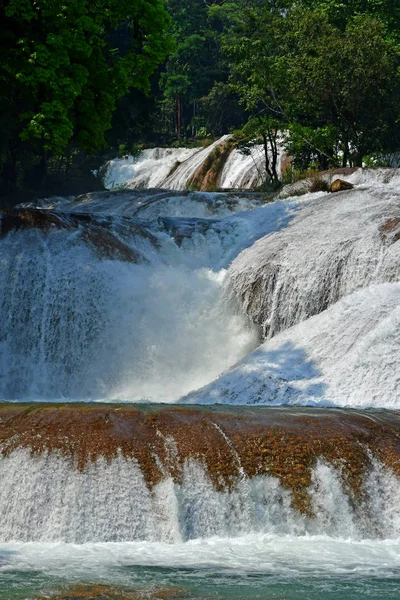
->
xmin=184 ymin=283 xmax=400 ymax=408
xmin=103 ymin=147 xmax=199 ymax=190
xmin=2 ymin=534 xmax=400 ymax=578
xmin=219 ymin=144 xmax=265 ymax=189
xmin=102 ymin=137 xmax=289 ymax=192
xmin=2 ymin=175 xmax=400 ymax=597
xmin=229 ymin=185 xmax=400 ymax=339
xmin=33 ymin=189 xmax=264 ymax=220
xmin=344 ymin=167 xmax=400 ymax=188
xmin=0 ymin=228 xmax=257 ymax=401
xmin=0 ymin=450 xmax=399 ymax=543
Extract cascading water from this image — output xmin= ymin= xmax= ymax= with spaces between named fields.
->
xmin=102 ymin=136 xmax=289 ymax=192
xmin=0 ymin=192 xmax=272 ymax=401
xmin=2 ymin=170 xmax=400 ymax=599
xmin=103 ymin=135 xmax=232 ymax=191
xmin=219 ymin=144 xmax=265 ymax=188
xmin=103 ymin=147 xmax=199 ymax=190
xmin=0 ymin=450 xmax=399 ymax=543
xmin=185 ymin=282 xmax=400 ymax=407
xmin=228 ymin=185 xmax=400 ymax=339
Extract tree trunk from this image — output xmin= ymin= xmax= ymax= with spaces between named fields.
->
xmin=262 ymin=133 xmax=273 ymax=181
xmin=353 ymin=151 xmax=363 ymax=167
xmin=177 ymin=94 xmax=182 ymax=141
xmin=342 ymin=142 xmax=349 ymax=168
xmin=267 ymin=129 xmax=279 ymax=182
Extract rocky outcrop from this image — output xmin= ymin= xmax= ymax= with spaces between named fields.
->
xmin=279 ymin=168 xmax=358 ymax=198
xmin=330 ymin=179 xmax=354 ymax=192
xmin=187 ymin=139 xmax=237 ymax=191
xmin=2 ymin=404 xmax=400 ymax=515
xmin=0 ymin=208 xmax=154 ymax=263
xmin=0 ymin=208 xmax=72 ymax=235
xmin=379 ymin=217 xmax=400 ymax=245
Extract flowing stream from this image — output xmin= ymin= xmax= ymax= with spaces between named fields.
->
xmin=1 ymin=169 xmax=400 ymax=598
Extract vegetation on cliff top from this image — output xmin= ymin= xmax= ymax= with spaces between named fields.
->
xmin=1 ymin=0 xmax=400 ymax=198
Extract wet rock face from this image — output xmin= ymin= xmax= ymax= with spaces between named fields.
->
xmin=380 ymin=217 xmax=400 ymax=245
xmin=2 ymin=404 xmax=400 ymax=515
xmin=188 ymin=140 xmax=236 ymax=192
xmin=0 ymin=208 xmax=72 ymax=235
xmin=0 ymin=208 xmax=153 ymax=263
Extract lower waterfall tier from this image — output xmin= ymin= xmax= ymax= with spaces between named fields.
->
xmin=1 ymin=404 xmax=400 ymax=543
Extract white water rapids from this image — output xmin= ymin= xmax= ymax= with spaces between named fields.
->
xmin=102 ymin=136 xmax=287 ymax=191
xmin=0 ymin=450 xmax=399 ymax=543
xmin=1 ymin=447 xmax=400 ymax=598
xmin=0 ymin=193 xmax=270 ymax=401
xmin=1 ymin=170 xmax=400 ymax=598
xmin=3 ymin=170 xmax=400 ymax=405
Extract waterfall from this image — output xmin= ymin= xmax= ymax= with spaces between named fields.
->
xmin=162 ymin=135 xmax=231 ymax=190
xmin=219 ymin=144 xmax=265 ymax=189
xmin=102 ymin=137 xmax=288 ymax=191
xmin=104 ymin=136 xmax=231 ymax=191
xmin=2 ymin=191 xmax=283 ymax=401
xmin=0 ymin=225 xmax=257 ymax=401
xmin=228 ymin=186 xmax=400 ymax=339
xmin=185 ymin=282 xmax=400 ymax=408
xmin=185 ymin=281 xmax=400 ymax=407
xmin=103 ymin=147 xmax=199 ymax=190
xmin=0 ymin=445 xmax=400 ymax=543
xmin=2 ymin=174 xmax=400 ymax=598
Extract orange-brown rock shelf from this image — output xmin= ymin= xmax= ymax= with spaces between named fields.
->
xmin=36 ymin=583 xmax=185 ymax=600
xmin=1 ymin=404 xmax=400 ymax=514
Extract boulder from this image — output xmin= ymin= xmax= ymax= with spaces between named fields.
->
xmin=379 ymin=217 xmax=400 ymax=245
xmin=0 ymin=208 xmax=143 ymax=263
xmin=330 ymin=179 xmax=354 ymax=193
xmin=0 ymin=208 xmax=71 ymax=236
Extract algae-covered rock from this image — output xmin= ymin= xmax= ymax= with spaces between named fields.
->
xmin=36 ymin=584 xmax=185 ymax=599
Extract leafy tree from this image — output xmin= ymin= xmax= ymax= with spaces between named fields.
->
xmin=215 ymin=0 xmax=400 ymax=169
xmin=211 ymin=0 xmax=287 ymax=179
xmin=280 ymin=10 xmax=400 ymax=165
xmin=160 ymin=0 xmax=229 ymax=140
xmin=1 ymin=0 xmax=171 ymax=188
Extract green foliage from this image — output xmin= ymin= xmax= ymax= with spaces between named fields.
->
xmin=284 ymin=124 xmax=339 ymax=171
xmin=1 ymin=0 xmax=172 ymax=190
xmin=3 ymin=0 xmax=400 ymax=196
xmin=280 ymin=10 xmax=400 ymax=164
xmin=216 ymin=0 xmax=400 ymax=170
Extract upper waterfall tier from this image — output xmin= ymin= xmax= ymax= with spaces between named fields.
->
xmin=102 ymin=137 xmax=288 ymax=191
xmin=1 ymin=404 xmax=400 ymax=543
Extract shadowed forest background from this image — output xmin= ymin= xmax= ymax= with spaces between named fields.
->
xmin=1 ymin=0 xmax=400 ymax=204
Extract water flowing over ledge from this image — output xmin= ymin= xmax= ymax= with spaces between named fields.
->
xmin=228 ymin=184 xmax=400 ymax=339
xmin=101 ymin=136 xmax=291 ymax=191
xmin=2 ymin=172 xmax=400 ymax=598
xmin=184 ymin=282 xmax=400 ymax=408
xmin=2 ymin=170 xmax=400 ymax=408
xmin=1 ymin=404 xmax=400 ymax=543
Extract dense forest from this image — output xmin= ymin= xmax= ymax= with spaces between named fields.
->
xmin=1 ymin=0 xmax=400 ymax=200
